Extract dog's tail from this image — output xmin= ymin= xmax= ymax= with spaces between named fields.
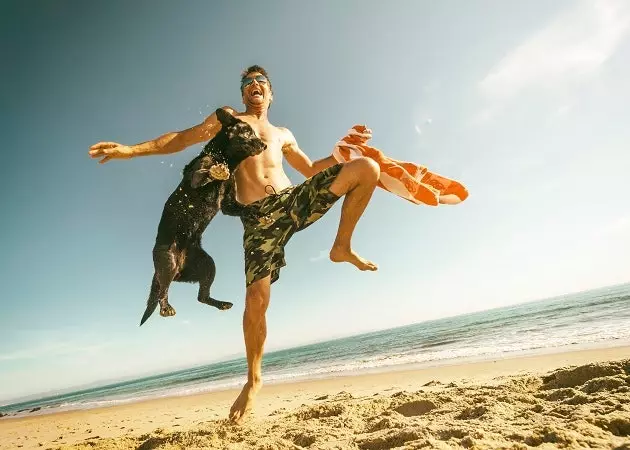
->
xmin=139 ymin=300 xmax=158 ymax=326
xmin=140 ymin=278 xmax=160 ymax=326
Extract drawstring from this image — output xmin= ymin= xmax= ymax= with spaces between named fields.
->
xmin=241 ymin=185 xmax=279 ymax=224
xmin=258 ymin=184 xmax=294 ymax=226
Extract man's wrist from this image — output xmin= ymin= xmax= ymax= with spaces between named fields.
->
xmin=129 ymin=144 xmax=153 ymax=157
xmin=128 ymin=145 xmax=139 ymax=158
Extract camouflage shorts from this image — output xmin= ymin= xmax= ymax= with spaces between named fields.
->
xmin=240 ymin=163 xmax=343 ymax=287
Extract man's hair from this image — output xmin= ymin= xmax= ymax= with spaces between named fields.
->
xmin=240 ymin=65 xmax=273 ymax=94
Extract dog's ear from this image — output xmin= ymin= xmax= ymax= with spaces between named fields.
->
xmin=215 ymin=107 xmax=237 ymax=127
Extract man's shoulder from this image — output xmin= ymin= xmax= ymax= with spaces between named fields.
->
xmin=275 ymin=125 xmax=296 ymax=142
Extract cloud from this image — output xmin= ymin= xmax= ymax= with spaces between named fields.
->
xmin=422 ymin=80 xmax=441 ymax=94
xmin=474 ymin=0 xmax=630 ymax=122
xmin=594 ymin=216 xmax=630 ymax=238
xmin=309 ymin=249 xmax=329 ymax=262
xmin=413 ymin=116 xmax=432 ymax=136
xmin=553 ymin=103 xmax=575 ymax=117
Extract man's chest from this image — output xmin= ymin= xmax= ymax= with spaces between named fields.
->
xmin=239 ymin=119 xmax=283 ymax=149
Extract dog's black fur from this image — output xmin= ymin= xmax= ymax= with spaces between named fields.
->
xmin=139 ymin=108 xmax=266 ymax=326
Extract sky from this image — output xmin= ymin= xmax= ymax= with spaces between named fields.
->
xmin=1 ymin=0 xmax=629 ymax=403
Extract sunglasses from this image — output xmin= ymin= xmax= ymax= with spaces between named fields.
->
xmin=241 ymin=75 xmax=268 ymax=89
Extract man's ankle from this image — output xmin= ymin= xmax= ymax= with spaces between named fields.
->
xmin=331 ymin=239 xmax=350 ymax=250
xmin=247 ymin=376 xmax=263 ymax=391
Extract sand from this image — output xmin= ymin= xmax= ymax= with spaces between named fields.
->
xmin=1 ymin=345 xmax=629 ymax=450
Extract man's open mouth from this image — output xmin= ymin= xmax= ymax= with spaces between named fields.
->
xmin=251 ymin=89 xmax=262 ymax=98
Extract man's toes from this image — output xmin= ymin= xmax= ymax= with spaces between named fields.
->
xmin=229 ymin=409 xmax=240 ymax=423
xmin=231 ymin=410 xmax=247 ymax=425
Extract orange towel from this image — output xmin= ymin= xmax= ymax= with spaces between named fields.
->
xmin=332 ymin=125 xmax=469 ymax=206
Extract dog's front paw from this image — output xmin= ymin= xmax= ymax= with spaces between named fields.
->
xmin=216 ymin=301 xmax=233 ymax=310
xmin=199 ymin=297 xmax=233 ymax=311
xmin=209 ymin=163 xmax=230 ymax=181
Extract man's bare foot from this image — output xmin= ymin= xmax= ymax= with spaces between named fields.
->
xmin=229 ymin=381 xmax=261 ymax=424
xmin=329 ymin=246 xmax=378 ymax=271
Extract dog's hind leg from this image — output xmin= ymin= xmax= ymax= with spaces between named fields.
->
xmin=179 ymin=246 xmax=233 ymax=311
xmin=150 ymin=244 xmax=180 ymax=319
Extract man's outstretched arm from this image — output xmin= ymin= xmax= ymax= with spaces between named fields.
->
xmin=280 ymin=128 xmax=342 ymax=178
xmin=89 ymin=106 xmax=236 ymax=164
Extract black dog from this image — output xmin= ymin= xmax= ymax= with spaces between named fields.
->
xmin=139 ymin=108 xmax=266 ymax=326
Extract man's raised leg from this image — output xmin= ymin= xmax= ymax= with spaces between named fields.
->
xmin=229 ymin=275 xmax=271 ymax=424
xmin=328 ymin=157 xmax=380 ymax=271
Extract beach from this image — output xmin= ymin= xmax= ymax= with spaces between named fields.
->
xmin=2 ymin=345 xmax=629 ymax=450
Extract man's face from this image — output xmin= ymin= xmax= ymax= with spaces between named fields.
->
xmin=241 ymin=72 xmax=272 ymax=108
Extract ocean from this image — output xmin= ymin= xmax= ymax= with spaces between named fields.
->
xmin=2 ymin=282 xmax=629 ymax=418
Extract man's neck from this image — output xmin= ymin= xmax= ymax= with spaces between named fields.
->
xmin=244 ymin=105 xmax=269 ymax=121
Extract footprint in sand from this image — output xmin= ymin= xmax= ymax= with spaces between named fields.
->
xmin=393 ymin=400 xmax=437 ymax=417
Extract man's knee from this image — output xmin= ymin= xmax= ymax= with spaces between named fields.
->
xmin=245 ymin=277 xmax=270 ymax=313
xmin=345 ymin=157 xmax=379 ymax=183
xmin=330 ymin=157 xmax=379 ymax=196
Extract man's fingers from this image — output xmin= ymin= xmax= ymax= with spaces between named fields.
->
xmin=99 ymin=156 xmax=112 ymax=164
xmin=355 ymin=125 xmax=372 ymax=138
xmin=89 ymin=142 xmax=118 ymax=158
xmin=90 ymin=142 xmax=118 ymax=150
xmin=89 ymin=147 xmax=111 ymax=157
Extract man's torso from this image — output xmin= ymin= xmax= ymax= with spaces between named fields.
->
xmin=229 ymin=112 xmax=292 ymax=206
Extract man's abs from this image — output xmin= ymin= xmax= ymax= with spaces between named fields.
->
xmin=234 ymin=156 xmax=293 ymax=205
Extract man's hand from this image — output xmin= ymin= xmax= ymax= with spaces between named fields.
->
xmin=352 ymin=125 xmax=373 ymax=143
xmin=89 ymin=142 xmax=134 ymax=164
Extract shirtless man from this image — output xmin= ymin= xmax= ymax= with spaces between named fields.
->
xmin=89 ymin=65 xmax=380 ymax=423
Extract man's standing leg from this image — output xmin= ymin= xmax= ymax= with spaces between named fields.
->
xmin=228 ymin=157 xmax=381 ymax=424
xmin=229 ymin=275 xmax=270 ymax=424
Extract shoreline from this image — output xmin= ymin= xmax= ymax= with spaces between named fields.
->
xmin=3 ymin=339 xmax=630 ymax=420
xmin=1 ymin=344 xmax=629 ymax=449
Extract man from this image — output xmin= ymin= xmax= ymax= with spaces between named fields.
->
xmin=89 ymin=65 xmax=380 ymax=423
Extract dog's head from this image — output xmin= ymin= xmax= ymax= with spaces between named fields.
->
xmin=216 ymin=108 xmax=267 ymax=169
xmin=188 ymin=109 xmax=267 ymax=189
